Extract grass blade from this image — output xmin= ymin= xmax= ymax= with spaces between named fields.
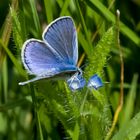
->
xmin=29 ymin=0 xmax=41 ymax=37
xmin=0 ymin=39 xmax=26 ymax=77
xmin=86 ymin=0 xmax=140 ymax=46
xmin=60 ymin=0 xmax=71 ymax=16
xmin=44 ymin=0 xmax=53 ymax=23
xmin=120 ymin=74 xmax=138 ymax=127
xmin=112 ymin=111 xmax=140 ymax=140
xmin=75 ymin=0 xmax=93 ymax=53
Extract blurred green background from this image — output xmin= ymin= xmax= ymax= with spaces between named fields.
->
xmin=0 ymin=0 xmax=140 ymax=140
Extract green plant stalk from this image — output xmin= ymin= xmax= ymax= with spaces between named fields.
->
xmin=122 ymin=74 xmax=138 ymax=124
xmin=78 ymin=31 xmax=90 ymax=56
xmin=0 ymin=98 xmax=31 ymax=111
xmin=44 ymin=0 xmax=53 ymax=23
xmin=10 ymin=7 xmax=23 ymax=47
xmin=60 ymin=0 xmax=71 ymax=16
xmin=86 ymin=0 xmax=140 ymax=46
xmin=29 ymin=0 xmax=41 ymax=37
xmin=105 ymin=10 xmax=124 ymax=140
xmin=78 ymin=0 xmax=115 ymax=66
xmin=0 ymin=39 xmax=26 ymax=77
xmin=2 ymin=57 xmax=8 ymax=103
xmin=0 ymin=0 xmax=18 ymax=66
xmin=71 ymin=122 xmax=79 ymax=140
xmin=112 ymin=111 xmax=140 ymax=140
xmin=91 ymin=89 xmax=106 ymax=105
xmin=30 ymin=85 xmax=44 ymax=140
xmin=20 ymin=0 xmax=27 ymax=41
xmin=84 ymin=27 xmax=114 ymax=78
xmin=77 ymin=53 xmax=85 ymax=67
xmin=75 ymin=0 xmax=93 ymax=55
xmin=80 ymin=90 xmax=89 ymax=113
xmin=36 ymin=110 xmax=44 ymax=140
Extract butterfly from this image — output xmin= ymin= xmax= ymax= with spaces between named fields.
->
xmin=19 ymin=16 xmax=103 ymax=91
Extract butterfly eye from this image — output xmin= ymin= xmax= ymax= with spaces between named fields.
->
xmin=87 ymin=74 xmax=103 ymax=90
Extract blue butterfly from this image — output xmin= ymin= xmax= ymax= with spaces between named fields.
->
xmin=19 ymin=16 xmax=103 ymax=91
xmin=19 ymin=17 xmax=85 ymax=88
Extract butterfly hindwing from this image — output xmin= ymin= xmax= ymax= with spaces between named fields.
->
xmin=22 ymin=39 xmax=77 ymax=77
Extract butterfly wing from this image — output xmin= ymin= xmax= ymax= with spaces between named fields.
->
xmin=43 ymin=16 xmax=78 ymax=66
xmin=21 ymin=39 xmax=77 ymax=77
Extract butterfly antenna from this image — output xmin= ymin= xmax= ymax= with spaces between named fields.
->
xmin=81 ymin=63 xmax=89 ymax=69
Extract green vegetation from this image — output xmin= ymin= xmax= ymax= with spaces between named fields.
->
xmin=0 ymin=0 xmax=140 ymax=140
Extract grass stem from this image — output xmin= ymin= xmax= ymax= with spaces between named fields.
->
xmin=105 ymin=10 xmax=124 ymax=140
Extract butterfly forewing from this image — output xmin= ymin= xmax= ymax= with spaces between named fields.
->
xmin=43 ymin=16 xmax=78 ymax=66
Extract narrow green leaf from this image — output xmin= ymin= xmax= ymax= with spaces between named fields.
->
xmin=78 ymin=32 xmax=90 ymax=55
xmin=72 ymin=122 xmax=79 ymax=140
xmin=75 ymin=0 xmax=93 ymax=52
xmin=0 ymin=0 xmax=18 ymax=66
xmin=90 ymin=116 xmax=103 ymax=140
xmin=2 ymin=58 xmax=8 ymax=103
xmin=60 ymin=0 xmax=71 ymax=16
xmin=112 ymin=111 xmax=140 ymax=140
xmin=10 ymin=7 xmax=23 ymax=48
xmin=44 ymin=0 xmax=53 ymax=23
xmin=37 ymin=111 xmax=44 ymax=140
xmin=0 ymin=98 xmax=31 ymax=111
xmin=29 ymin=0 xmax=41 ymax=37
xmin=86 ymin=0 xmax=140 ymax=46
xmin=0 ymin=113 xmax=7 ymax=133
xmin=85 ymin=27 xmax=114 ymax=78
xmin=39 ymin=104 xmax=52 ymax=134
xmin=90 ymin=89 xmax=106 ymax=105
xmin=0 ymin=39 xmax=26 ymax=77
xmin=120 ymin=74 xmax=138 ymax=126
xmin=57 ymin=0 xmax=63 ymax=7
xmin=30 ymin=86 xmax=44 ymax=140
